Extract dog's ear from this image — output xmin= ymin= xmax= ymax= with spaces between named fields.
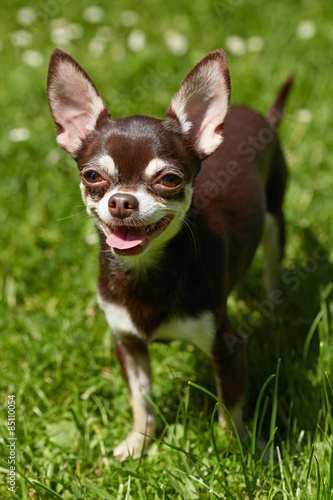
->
xmin=166 ymin=49 xmax=230 ymax=159
xmin=47 ymin=49 xmax=108 ymax=158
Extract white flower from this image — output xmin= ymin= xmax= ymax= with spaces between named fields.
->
xmin=225 ymin=35 xmax=246 ymax=56
xmin=120 ymin=10 xmax=138 ymax=27
xmin=127 ymin=29 xmax=146 ymax=52
xmin=22 ymin=50 xmax=43 ymax=67
xmin=247 ymin=36 xmax=264 ymax=53
xmin=9 ymin=128 xmax=30 ymax=142
xmin=16 ymin=7 xmax=36 ymax=26
xmin=51 ymin=27 xmax=70 ymax=44
xmin=296 ymin=109 xmax=312 ymax=123
xmin=49 ymin=18 xmax=69 ymax=30
xmin=297 ymin=20 xmax=316 ymax=40
xmin=83 ymin=6 xmax=105 ymax=24
xmin=164 ymin=30 xmax=188 ymax=56
xmin=10 ymin=30 xmax=32 ymax=48
xmin=68 ymin=23 xmax=84 ymax=40
xmin=50 ymin=23 xmax=84 ymax=44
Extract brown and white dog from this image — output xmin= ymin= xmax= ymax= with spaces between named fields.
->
xmin=47 ymin=48 xmax=291 ymax=461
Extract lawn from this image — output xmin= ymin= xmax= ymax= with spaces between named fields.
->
xmin=0 ymin=0 xmax=332 ymax=498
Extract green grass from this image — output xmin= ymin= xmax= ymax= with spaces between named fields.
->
xmin=0 ymin=0 xmax=332 ymax=498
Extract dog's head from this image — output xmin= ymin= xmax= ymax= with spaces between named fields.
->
xmin=47 ymin=49 xmax=230 ymax=268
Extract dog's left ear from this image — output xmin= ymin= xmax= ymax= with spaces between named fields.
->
xmin=166 ymin=49 xmax=230 ymax=159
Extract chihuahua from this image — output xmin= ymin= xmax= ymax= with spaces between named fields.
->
xmin=47 ymin=48 xmax=291 ymax=461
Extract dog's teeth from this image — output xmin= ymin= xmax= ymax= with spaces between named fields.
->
xmin=143 ymin=220 xmax=163 ymax=235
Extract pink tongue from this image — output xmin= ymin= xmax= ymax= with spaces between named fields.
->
xmin=106 ymin=226 xmax=146 ymax=250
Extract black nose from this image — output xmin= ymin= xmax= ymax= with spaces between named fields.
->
xmin=108 ymin=193 xmax=139 ymax=219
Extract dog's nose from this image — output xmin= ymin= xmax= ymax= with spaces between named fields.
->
xmin=108 ymin=193 xmax=139 ymax=219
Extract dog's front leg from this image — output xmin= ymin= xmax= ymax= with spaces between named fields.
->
xmin=112 ymin=335 xmax=155 ymax=461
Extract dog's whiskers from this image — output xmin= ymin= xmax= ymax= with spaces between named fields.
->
xmin=56 ymin=210 xmax=88 ymax=222
xmin=183 ymin=217 xmax=197 ymax=260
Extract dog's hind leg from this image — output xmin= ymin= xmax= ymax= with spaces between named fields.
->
xmin=262 ymin=143 xmax=288 ymax=293
xmin=213 ymin=319 xmax=247 ymax=439
xmin=262 ymin=211 xmax=285 ymax=293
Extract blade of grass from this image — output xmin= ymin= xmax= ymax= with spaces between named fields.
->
xmin=188 ymin=381 xmax=252 ymax=496
xmin=210 ymin=402 xmax=221 ymax=463
xmin=257 ymin=396 xmax=269 ymax=448
xmin=83 ymin=482 xmax=117 ymax=500
xmin=306 ymin=444 xmax=316 ymax=485
xmin=209 ymin=458 xmax=236 ymax=500
xmin=325 ymin=373 xmax=333 ymax=435
xmin=258 ymin=427 xmax=278 ymax=465
xmin=28 ymin=480 xmax=65 ymax=500
xmin=314 ymin=455 xmax=321 ymax=500
xmin=185 ymin=472 xmax=221 ymax=498
xmin=161 ymin=439 xmax=211 ymax=483
xmin=329 ymin=439 xmax=333 ymax=494
xmin=183 ymin=386 xmax=190 ymax=453
xmin=303 ymin=310 xmax=323 ymax=363
xmin=142 ymin=389 xmax=169 ymax=428
xmin=110 ymin=466 xmax=161 ymax=492
xmin=209 ymin=402 xmax=234 ymax=497
xmin=250 ymin=373 xmax=276 ymax=473
xmin=276 ymin=446 xmax=288 ymax=500
xmin=2 ymin=460 xmax=66 ymax=500
xmin=143 ymin=390 xmax=194 ymax=475
xmin=269 ymin=359 xmax=281 ymax=472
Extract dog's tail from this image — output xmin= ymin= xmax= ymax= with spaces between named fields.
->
xmin=267 ymin=77 xmax=294 ymax=128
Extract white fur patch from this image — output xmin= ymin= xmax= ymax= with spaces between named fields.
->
xmin=98 ymin=295 xmax=141 ymax=337
xmin=94 ymin=187 xmax=165 ymax=226
xmin=98 ymin=294 xmax=216 ymax=357
xmin=154 ymin=311 xmax=216 ymax=357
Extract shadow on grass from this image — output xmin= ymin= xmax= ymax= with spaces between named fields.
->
xmin=239 ymin=228 xmax=333 ymax=441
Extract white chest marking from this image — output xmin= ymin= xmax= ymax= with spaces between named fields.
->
xmin=153 ymin=312 xmax=216 ymax=357
xmin=98 ymin=295 xmax=216 ymax=357
xmin=98 ymin=295 xmax=140 ymax=337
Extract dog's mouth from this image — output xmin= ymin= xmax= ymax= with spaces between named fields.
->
xmin=102 ymin=215 xmax=174 ymax=255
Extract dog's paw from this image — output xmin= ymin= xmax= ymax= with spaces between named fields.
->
xmin=113 ymin=431 xmax=152 ymax=462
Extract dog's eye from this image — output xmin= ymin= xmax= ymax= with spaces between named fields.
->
xmin=84 ymin=171 xmax=103 ymax=183
xmin=159 ymin=174 xmax=181 ymax=188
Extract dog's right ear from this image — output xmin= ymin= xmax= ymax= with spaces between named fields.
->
xmin=47 ymin=48 xmax=108 ymax=158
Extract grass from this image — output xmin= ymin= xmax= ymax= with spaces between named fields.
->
xmin=0 ymin=0 xmax=332 ymax=498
